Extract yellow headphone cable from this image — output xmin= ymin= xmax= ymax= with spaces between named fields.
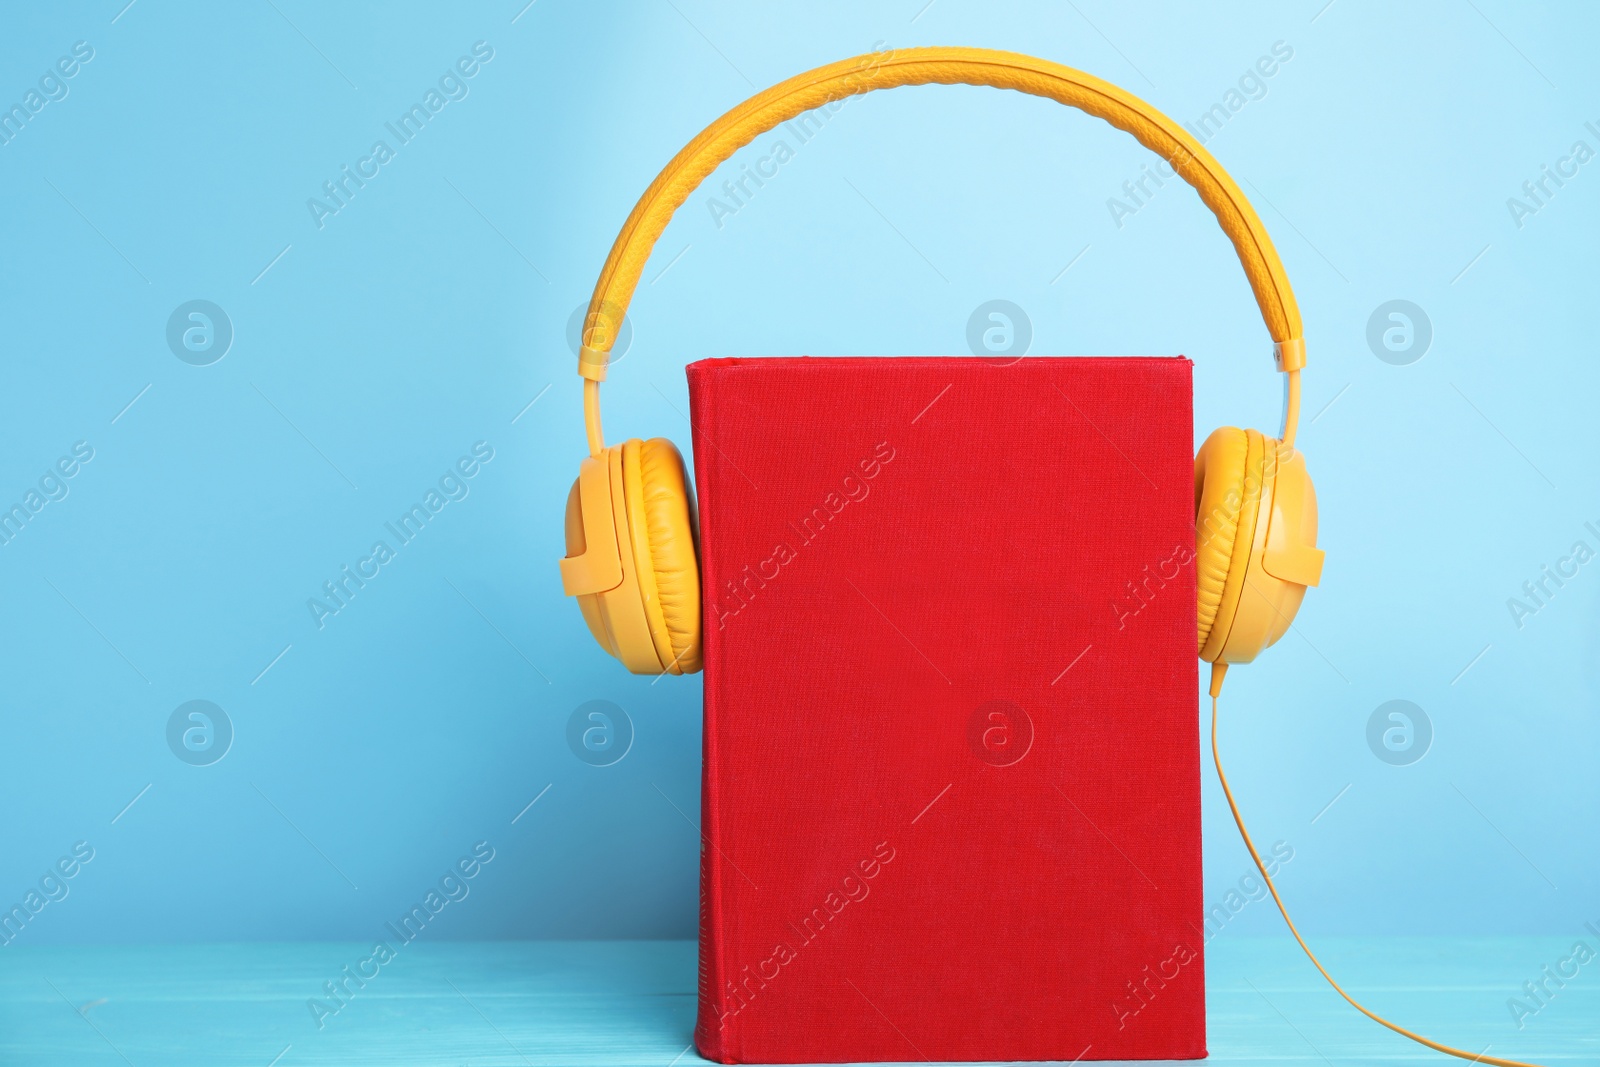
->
xmin=1212 ymin=672 xmax=1544 ymax=1067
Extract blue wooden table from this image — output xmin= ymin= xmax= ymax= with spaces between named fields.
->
xmin=1 ymin=937 xmax=1594 ymax=1065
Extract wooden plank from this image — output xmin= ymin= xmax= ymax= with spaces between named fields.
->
xmin=0 ymin=937 xmax=1594 ymax=1065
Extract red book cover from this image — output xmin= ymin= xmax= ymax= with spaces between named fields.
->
xmin=686 ymin=356 xmax=1202 ymax=1064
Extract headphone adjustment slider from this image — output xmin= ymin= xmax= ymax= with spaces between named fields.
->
xmin=578 ymin=344 xmax=610 ymax=382
xmin=1272 ymin=338 xmax=1307 ymax=373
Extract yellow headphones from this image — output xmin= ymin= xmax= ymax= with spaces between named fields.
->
xmin=560 ymin=45 xmax=1323 ymax=685
xmin=560 ymin=48 xmax=1557 ymax=1067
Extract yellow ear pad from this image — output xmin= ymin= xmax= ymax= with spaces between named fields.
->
xmin=1194 ymin=428 xmax=1324 ymax=665
xmin=1193 ymin=427 xmax=1267 ymax=660
xmin=620 ymin=438 xmax=703 ymax=674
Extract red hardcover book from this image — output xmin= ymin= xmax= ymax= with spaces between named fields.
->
xmin=686 ymin=356 xmax=1202 ymax=1064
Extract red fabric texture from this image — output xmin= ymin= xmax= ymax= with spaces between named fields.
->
xmin=687 ymin=356 xmax=1202 ymax=1064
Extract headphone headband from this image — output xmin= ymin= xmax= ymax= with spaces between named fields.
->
xmin=577 ymin=46 xmax=1306 ymax=454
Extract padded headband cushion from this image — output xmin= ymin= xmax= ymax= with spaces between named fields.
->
xmin=581 ymin=46 xmax=1302 ymax=376
xmin=638 ymin=438 xmax=702 ymax=673
xmin=575 ymin=47 xmax=1306 ymax=462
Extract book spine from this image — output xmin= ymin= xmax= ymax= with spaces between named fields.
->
xmin=693 ymin=729 xmax=727 ymax=1060
xmin=689 ymin=368 xmax=730 ymax=1063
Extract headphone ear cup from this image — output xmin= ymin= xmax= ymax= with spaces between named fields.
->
xmin=1194 ymin=426 xmax=1322 ymax=666
xmin=625 ymin=438 xmax=703 ymax=674
xmin=562 ymin=443 xmax=689 ymax=675
xmin=1193 ymin=426 xmax=1266 ymax=661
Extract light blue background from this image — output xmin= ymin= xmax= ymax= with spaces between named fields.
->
xmin=1 ymin=0 xmax=1595 ymax=953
